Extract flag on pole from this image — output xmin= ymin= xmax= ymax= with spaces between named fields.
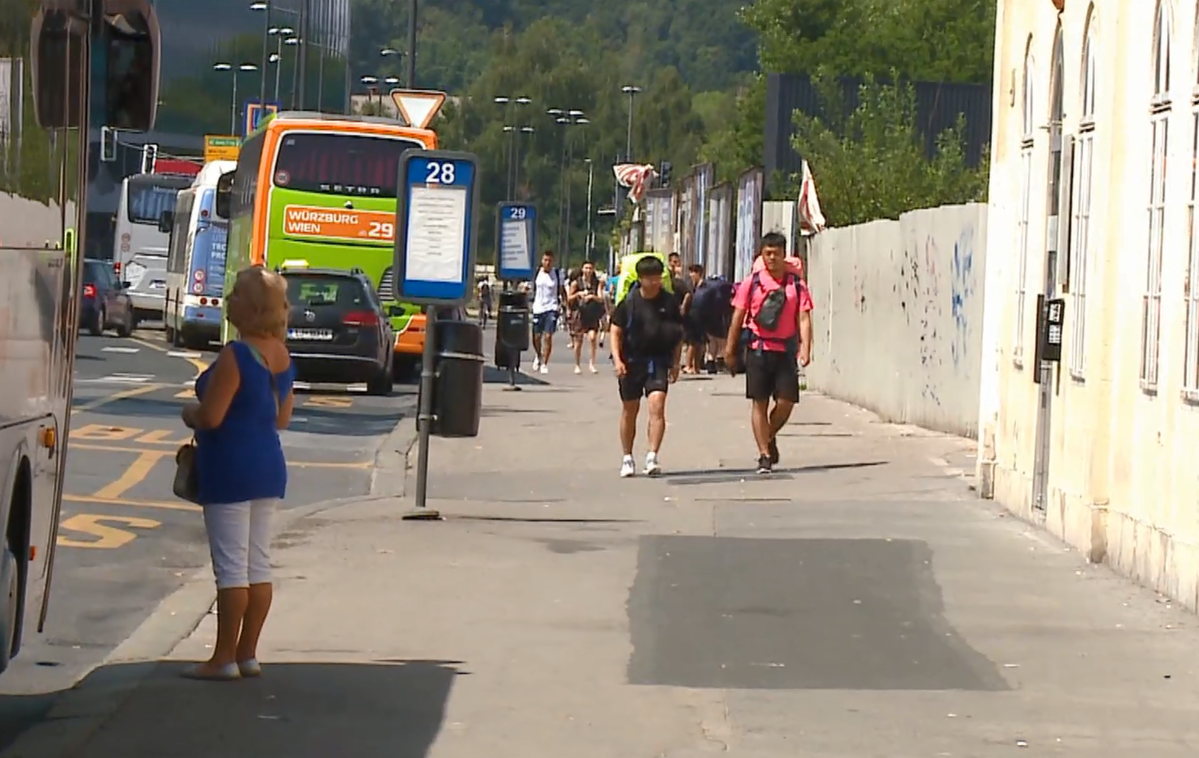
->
xmin=613 ymin=163 xmax=657 ymax=204
xmin=797 ymin=159 xmax=826 ymax=233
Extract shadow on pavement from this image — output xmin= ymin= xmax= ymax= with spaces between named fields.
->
xmin=448 ymin=515 xmax=643 ymax=524
xmin=37 ymin=659 xmax=458 ymax=758
xmin=482 ymin=366 xmax=548 ymax=386
xmin=663 ymin=460 xmax=888 ymax=486
xmin=0 ymin=692 xmax=56 ymax=753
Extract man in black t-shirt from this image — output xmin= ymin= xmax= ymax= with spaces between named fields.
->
xmin=610 ymin=255 xmax=684 ymax=478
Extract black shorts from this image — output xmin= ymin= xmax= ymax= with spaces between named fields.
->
xmin=745 ymin=349 xmax=800 ymax=402
xmin=618 ymin=358 xmax=671 ymax=402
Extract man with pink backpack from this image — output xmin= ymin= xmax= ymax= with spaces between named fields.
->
xmin=724 ymin=232 xmax=813 ymax=474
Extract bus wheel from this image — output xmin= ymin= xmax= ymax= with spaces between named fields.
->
xmin=0 ymin=535 xmax=18 ymax=671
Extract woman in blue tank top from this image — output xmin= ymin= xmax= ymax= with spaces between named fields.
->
xmin=180 ymin=267 xmax=296 ymax=680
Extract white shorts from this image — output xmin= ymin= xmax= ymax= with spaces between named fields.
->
xmin=202 ymin=498 xmax=278 ymax=590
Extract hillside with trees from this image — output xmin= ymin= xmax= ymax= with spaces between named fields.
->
xmin=350 ymin=0 xmax=997 ymax=256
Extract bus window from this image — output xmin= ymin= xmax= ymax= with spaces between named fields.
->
xmin=167 ymin=194 xmax=192 ymax=275
xmin=273 ymin=133 xmax=422 ymax=198
xmin=232 ymin=132 xmax=265 ymax=219
xmin=127 ymin=182 xmax=179 ymax=225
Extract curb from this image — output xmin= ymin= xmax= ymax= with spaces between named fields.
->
xmin=0 ymin=419 xmax=418 ymax=758
xmin=369 ymin=415 xmax=417 ymax=498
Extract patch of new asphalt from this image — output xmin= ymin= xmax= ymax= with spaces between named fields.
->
xmin=0 ymin=330 xmax=417 ymax=751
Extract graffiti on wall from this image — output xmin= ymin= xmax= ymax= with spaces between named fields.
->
xmin=950 ymin=225 xmax=976 ymax=371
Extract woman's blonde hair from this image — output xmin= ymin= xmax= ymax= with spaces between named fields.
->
xmin=227 ymin=266 xmax=289 ymax=340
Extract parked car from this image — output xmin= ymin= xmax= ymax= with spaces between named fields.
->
xmin=80 ymin=258 xmax=134 ymax=337
xmin=281 ymin=267 xmax=395 ymax=395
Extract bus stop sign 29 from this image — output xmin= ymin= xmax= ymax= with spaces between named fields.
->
xmin=392 ymin=149 xmax=480 ymax=307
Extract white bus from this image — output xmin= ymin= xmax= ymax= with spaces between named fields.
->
xmin=0 ymin=0 xmax=162 ymax=675
xmin=162 ymin=160 xmax=236 ymax=349
xmin=113 ymin=172 xmax=193 ymax=324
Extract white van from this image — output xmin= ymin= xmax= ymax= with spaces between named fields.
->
xmin=161 ymin=161 xmax=237 ymax=349
xmin=113 ymin=172 xmax=195 ymax=323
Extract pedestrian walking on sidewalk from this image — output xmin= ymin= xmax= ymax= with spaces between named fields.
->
xmin=530 ymin=251 xmax=565 ymax=374
xmin=569 ymin=260 xmax=605 ymax=373
xmin=180 ymin=266 xmax=296 ymax=681
xmin=610 ymin=255 xmax=684 ymax=477
xmin=724 ymin=233 xmax=813 ymax=474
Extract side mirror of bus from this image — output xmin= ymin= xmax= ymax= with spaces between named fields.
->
xmin=33 ymin=1 xmax=161 ymax=130
xmin=158 ymin=210 xmax=173 ymax=234
xmin=215 ymin=171 xmax=234 ymax=219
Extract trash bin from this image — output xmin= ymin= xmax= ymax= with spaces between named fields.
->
xmin=431 ymin=318 xmax=484 ymax=438
xmin=494 ymin=289 xmax=529 ymax=368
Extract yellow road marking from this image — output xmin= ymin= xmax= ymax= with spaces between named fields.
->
xmin=92 ymin=450 xmax=170 ymax=500
xmin=135 ymin=429 xmax=193 ymax=446
xmin=128 ymin=337 xmax=210 ymax=377
xmin=71 ymin=383 xmax=163 ymax=415
xmin=303 ymin=396 xmax=354 ymax=408
xmin=73 ymin=423 xmax=143 ymax=441
xmin=71 ymin=441 xmax=370 ymax=468
xmin=58 ymin=514 xmax=161 ymax=549
xmin=62 ymin=494 xmax=201 ymax=512
xmin=175 ymin=388 xmax=194 ymax=399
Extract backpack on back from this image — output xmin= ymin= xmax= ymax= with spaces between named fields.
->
xmin=614 ymin=251 xmax=674 ymax=305
xmin=691 ymin=275 xmax=734 ymax=337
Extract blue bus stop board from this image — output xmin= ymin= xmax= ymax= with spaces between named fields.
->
xmin=496 ymin=203 xmax=536 ymax=281
xmin=393 ymin=150 xmax=479 ymax=305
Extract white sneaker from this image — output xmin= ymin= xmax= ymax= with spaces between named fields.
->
xmin=620 ymin=455 xmax=636 ymax=478
xmin=589 ymin=363 xmax=598 ymax=373
xmin=532 ymin=356 xmax=541 ymax=371
xmin=574 ymin=365 xmax=582 ymax=374
xmin=644 ymin=452 xmax=662 ymax=476
xmin=539 ymin=364 xmax=549 ymax=374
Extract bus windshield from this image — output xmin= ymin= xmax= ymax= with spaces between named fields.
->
xmin=126 ymin=176 xmax=192 ymax=224
xmin=273 ymin=133 xmax=423 ymax=199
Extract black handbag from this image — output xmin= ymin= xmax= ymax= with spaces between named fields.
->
xmin=173 ymin=437 xmax=199 ymax=503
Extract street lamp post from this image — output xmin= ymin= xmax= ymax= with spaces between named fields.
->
xmin=496 ymin=96 xmax=532 ymax=200
xmin=515 ymin=126 xmax=534 ymax=199
xmin=564 ymin=112 xmax=588 ymax=261
xmin=214 ymin=62 xmax=258 ymax=135
xmin=360 ymin=75 xmax=379 ymax=113
xmin=267 ymin=26 xmax=295 ymax=103
xmin=406 ymin=0 xmax=418 ymax=88
xmin=285 ymin=36 xmax=301 ymax=108
xmin=619 ymin=85 xmax=641 ymax=222
xmin=584 ymin=158 xmax=594 ymax=260
xmin=548 ymin=108 xmax=586 ymax=262
xmin=250 ymin=1 xmax=269 ymax=104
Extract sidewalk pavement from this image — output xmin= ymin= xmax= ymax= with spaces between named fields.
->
xmin=13 ymin=368 xmax=1199 ymax=757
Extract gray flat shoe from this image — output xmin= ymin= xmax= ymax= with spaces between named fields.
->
xmin=238 ymin=658 xmax=262 ymax=677
xmin=181 ymin=662 xmax=241 ymax=681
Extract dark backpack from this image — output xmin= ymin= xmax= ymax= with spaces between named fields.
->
xmin=735 ymin=272 xmax=800 ymax=369
xmin=623 ymin=285 xmax=683 ymax=358
xmin=691 ymin=276 xmax=734 ymax=336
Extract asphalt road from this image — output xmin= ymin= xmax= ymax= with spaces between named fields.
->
xmin=0 ymin=326 xmax=415 ymax=743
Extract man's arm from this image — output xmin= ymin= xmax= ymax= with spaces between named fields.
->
xmin=725 ymin=306 xmax=747 ymax=346
xmin=799 ymin=310 xmax=813 ymax=366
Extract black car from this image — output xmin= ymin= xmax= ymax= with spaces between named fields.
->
xmin=282 ymin=268 xmax=395 ymax=395
xmin=80 ymin=258 xmax=134 ymax=337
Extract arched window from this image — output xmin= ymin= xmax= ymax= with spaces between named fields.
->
xmin=1070 ymin=8 xmax=1097 ymax=378
xmin=1142 ymin=0 xmax=1172 ymax=389
xmin=1015 ymin=38 xmax=1036 ymax=361
xmin=1185 ymin=2 xmax=1199 ymax=395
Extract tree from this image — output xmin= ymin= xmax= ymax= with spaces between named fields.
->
xmin=791 ymin=73 xmax=988 ymax=227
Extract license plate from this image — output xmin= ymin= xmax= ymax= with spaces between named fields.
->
xmin=288 ymin=328 xmax=334 ymax=341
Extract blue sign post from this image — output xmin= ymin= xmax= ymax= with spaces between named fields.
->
xmin=242 ymin=100 xmax=280 ymax=137
xmin=393 ymin=149 xmax=481 ymax=519
xmin=496 ymin=202 xmax=537 ymax=281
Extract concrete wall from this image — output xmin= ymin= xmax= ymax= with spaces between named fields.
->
xmin=806 ymin=204 xmax=988 ymax=438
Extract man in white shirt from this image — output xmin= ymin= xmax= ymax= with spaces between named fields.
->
xmin=531 ymin=250 xmax=565 ymax=373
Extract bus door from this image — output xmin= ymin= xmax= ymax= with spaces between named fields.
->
xmin=175 ymin=189 xmax=226 ymax=347
xmin=163 ymin=189 xmax=194 ymax=339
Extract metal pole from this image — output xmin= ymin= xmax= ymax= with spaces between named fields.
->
xmin=564 ymin=130 xmax=573 ymax=260
xmin=407 ymin=306 xmax=440 ymax=518
xmin=407 ymin=0 xmax=418 ymax=88
xmin=625 ymin=91 xmax=634 ymax=160
xmin=317 ymin=46 xmax=324 ymax=111
xmin=585 ymin=160 xmax=593 ymax=260
xmin=513 ymin=132 xmax=522 ymax=199
xmin=259 ymin=2 xmax=269 ymax=104
xmin=274 ymin=37 xmax=282 ymax=102
xmin=297 ymin=0 xmax=309 ymax=109
xmin=230 ymin=72 xmax=238 ymax=135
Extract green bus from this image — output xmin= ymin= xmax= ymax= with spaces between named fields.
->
xmin=219 ymin=109 xmax=442 ymax=377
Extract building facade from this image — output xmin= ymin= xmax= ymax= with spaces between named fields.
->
xmin=979 ymin=0 xmax=1199 ymax=609
xmin=84 ymin=0 xmax=351 ymax=258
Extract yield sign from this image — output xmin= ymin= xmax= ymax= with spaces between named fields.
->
xmin=389 ymin=90 xmax=447 ymax=129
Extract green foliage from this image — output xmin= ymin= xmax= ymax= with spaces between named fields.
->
xmin=791 ymin=73 xmax=988 ymax=227
xmin=740 ymin=0 xmax=996 ymax=83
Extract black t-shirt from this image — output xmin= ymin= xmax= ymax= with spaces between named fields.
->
xmin=671 ymin=275 xmax=690 ymax=311
xmin=612 ymin=288 xmax=685 ymax=359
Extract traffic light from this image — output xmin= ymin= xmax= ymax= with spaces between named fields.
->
xmin=100 ymin=126 xmax=117 ymax=162
xmin=659 ymin=161 xmax=673 ymax=188
xmin=140 ymin=143 xmax=158 ymax=173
